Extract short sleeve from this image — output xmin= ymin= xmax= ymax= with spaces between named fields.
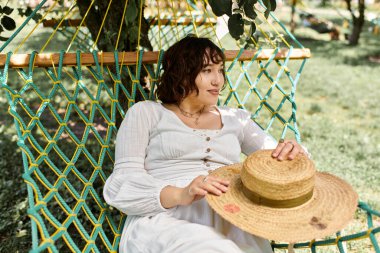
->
xmin=238 ymin=109 xmax=310 ymax=157
xmin=238 ymin=109 xmax=277 ymax=155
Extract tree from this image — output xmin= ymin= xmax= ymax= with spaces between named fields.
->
xmin=345 ymin=0 xmax=366 ymax=45
xmin=0 ymin=0 xmax=278 ymax=126
xmin=290 ymin=0 xmax=297 ymax=33
xmin=76 ymin=0 xmax=277 ymax=51
xmin=0 ymin=1 xmax=279 ymax=50
xmin=74 ymin=0 xmax=277 ymax=125
xmin=76 ymin=0 xmax=152 ymax=126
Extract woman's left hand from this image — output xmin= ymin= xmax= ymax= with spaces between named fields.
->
xmin=271 ymin=139 xmax=305 ymax=161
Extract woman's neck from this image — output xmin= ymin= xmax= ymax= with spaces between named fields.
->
xmin=178 ymin=99 xmax=206 ymax=114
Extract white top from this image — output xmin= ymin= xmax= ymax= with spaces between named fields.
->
xmin=103 ymin=101 xmax=278 ymax=253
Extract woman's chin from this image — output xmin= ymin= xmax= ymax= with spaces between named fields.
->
xmin=195 ymin=96 xmax=219 ymax=106
xmin=206 ymin=100 xmax=218 ymax=106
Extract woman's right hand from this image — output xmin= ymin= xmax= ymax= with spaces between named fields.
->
xmin=179 ymin=175 xmax=230 ymax=206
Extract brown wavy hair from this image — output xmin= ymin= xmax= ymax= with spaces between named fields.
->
xmin=156 ymin=36 xmax=226 ymax=104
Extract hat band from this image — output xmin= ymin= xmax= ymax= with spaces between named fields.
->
xmin=242 ymin=182 xmax=314 ymax=208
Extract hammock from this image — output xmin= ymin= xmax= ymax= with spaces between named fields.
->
xmin=0 ymin=0 xmax=379 ymax=252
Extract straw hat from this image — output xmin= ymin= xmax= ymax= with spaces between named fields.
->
xmin=206 ymin=149 xmax=358 ymax=243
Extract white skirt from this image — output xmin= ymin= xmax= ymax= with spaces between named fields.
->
xmin=119 ymin=196 xmax=273 ymax=253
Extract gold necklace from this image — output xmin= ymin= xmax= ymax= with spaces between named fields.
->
xmin=177 ymin=105 xmax=205 ymax=125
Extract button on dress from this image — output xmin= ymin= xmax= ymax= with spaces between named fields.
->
xmin=103 ymin=101 xmax=278 ymax=253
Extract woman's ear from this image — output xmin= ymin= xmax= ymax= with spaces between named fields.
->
xmin=179 ymin=86 xmax=186 ymax=97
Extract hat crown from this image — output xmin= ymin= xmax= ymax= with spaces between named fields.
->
xmin=206 ymin=150 xmax=358 ymax=242
xmin=241 ymin=150 xmax=315 ymax=204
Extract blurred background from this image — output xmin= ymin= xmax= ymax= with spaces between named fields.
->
xmin=0 ymin=0 xmax=379 ymax=252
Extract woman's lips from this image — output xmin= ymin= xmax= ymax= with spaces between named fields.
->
xmin=208 ymin=90 xmax=219 ymax=95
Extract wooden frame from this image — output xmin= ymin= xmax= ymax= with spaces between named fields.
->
xmin=42 ymin=17 xmax=217 ymax=28
xmin=0 ymin=49 xmax=311 ymax=68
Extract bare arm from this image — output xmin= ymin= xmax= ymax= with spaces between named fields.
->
xmin=160 ymin=175 xmax=230 ymax=208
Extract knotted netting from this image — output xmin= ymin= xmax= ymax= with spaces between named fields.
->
xmin=0 ymin=0 xmax=379 ymax=252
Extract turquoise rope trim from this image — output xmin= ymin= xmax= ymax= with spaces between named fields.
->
xmin=0 ymin=50 xmax=127 ymax=252
xmin=150 ymin=49 xmax=165 ymax=100
xmin=113 ymin=51 xmax=122 ymax=81
xmin=0 ymin=52 xmax=40 ymax=250
xmin=0 ymin=52 xmax=11 ymax=86
xmin=0 ymin=1 xmax=347 ymax=251
xmin=109 ymin=51 xmax=122 ymax=121
xmin=240 ymin=48 xmax=264 ymax=104
xmin=223 ymin=48 xmax=245 ymax=107
xmin=220 ymin=46 xmax=303 ymax=140
xmin=269 ymin=12 xmax=304 ymax=49
xmin=254 ymin=0 xmax=304 ymax=49
xmin=2 ymin=45 xmax=378 ymax=252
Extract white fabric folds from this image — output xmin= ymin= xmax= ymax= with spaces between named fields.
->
xmin=103 ymin=101 xmax=284 ymax=253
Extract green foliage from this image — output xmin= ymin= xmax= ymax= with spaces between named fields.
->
xmin=269 ymin=0 xmax=276 ymax=11
xmin=1 ymin=15 xmax=16 ymax=31
xmin=0 ymin=4 xmax=43 ymax=42
xmin=228 ymin=13 xmax=244 ymax=39
xmin=208 ymin=0 xmax=276 ymax=46
xmin=17 ymin=6 xmax=43 ymax=22
xmin=126 ymin=0 xmax=139 ymax=24
xmin=0 ymin=5 xmax=16 ymax=41
xmin=123 ymin=0 xmax=149 ymax=48
xmin=0 ymin=6 xmax=14 ymax=15
xmin=208 ymin=0 xmax=232 ymax=16
xmin=243 ymin=0 xmax=257 ymax=19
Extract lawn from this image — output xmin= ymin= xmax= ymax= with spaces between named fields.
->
xmin=0 ymin=3 xmax=379 ymax=253
xmin=293 ymin=30 xmax=380 ymax=212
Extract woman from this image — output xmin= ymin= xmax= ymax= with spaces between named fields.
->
xmin=103 ymin=36 xmax=306 ymax=253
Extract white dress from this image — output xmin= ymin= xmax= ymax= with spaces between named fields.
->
xmin=103 ymin=101 xmax=277 ymax=253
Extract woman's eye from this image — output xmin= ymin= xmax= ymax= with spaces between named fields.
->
xmin=219 ymin=69 xmax=224 ymax=73
xmin=203 ymin=69 xmax=211 ymax=73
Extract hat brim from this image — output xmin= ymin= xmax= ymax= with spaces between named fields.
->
xmin=206 ymin=163 xmax=358 ymax=243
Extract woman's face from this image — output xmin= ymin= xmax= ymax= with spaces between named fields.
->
xmin=186 ymin=60 xmax=225 ymax=106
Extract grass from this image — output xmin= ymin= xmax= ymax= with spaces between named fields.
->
xmin=0 ymin=4 xmax=380 ymax=253
xmin=294 ymin=34 xmax=380 ymax=211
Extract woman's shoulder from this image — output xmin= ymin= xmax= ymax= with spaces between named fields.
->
xmin=129 ymin=100 xmax=163 ymax=113
xmin=124 ymin=101 xmax=164 ymax=124
xmin=122 ymin=101 xmax=163 ymax=128
xmin=217 ymin=105 xmax=251 ymax=119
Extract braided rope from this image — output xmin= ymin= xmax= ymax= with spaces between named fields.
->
xmin=0 ymin=0 xmax=379 ymax=252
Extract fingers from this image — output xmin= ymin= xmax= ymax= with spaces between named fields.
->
xmin=191 ymin=175 xmax=230 ymax=197
xmin=277 ymin=142 xmax=295 ymax=160
xmin=188 ymin=186 xmax=207 ymax=197
xmin=203 ymin=183 xmax=223 ymax=196
xmin=272 ymin=140 xmax=304 ymax=161
xmin=210 ymin=176 xmax=230 ymax=194
xmin=208 ymin=175 xmax=230 ymax=186
xmin=287 ymin=143 xmax=302 ymax=160
xmin=210 ymin=181 xmax=229 ymax=192
xmin=272 ymin=140 xmax=286 ymax=158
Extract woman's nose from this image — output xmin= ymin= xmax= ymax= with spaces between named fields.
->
xmin=212 ymin=72 xmax=224 ymax=86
